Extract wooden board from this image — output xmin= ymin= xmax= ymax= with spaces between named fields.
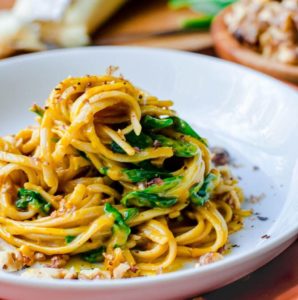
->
xmin=92 ymin=0 xmax=213 ymax=51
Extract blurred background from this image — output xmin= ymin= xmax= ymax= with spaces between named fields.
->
xmin=0 ymin=0 xmax=225 ymax=53
xmin=0 ymin=0 xmax=297 ymax=299
xmin=0 ymin=0 xmax=297 ymax=86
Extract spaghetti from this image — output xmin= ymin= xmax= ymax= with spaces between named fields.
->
xmin=0 ymin=73 xmax=249 ymax=279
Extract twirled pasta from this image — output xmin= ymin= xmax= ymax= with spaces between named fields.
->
xmin=0 ymin=73 xmax=250 ymax=279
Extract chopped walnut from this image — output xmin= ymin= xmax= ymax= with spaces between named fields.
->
xmin=64 ymin=267 xmax=78 ymax=279
xmin=21 ymin=267 xmax=78 ymax=279
xmin=198 ymin=252 xmax=224 ymax=266
xmin=106 ymin=66 xmax=119 ymax=76
xmin=225 ymin=0 xmax=298 ymax=65
xmin=21 ymin=268 xmax=65 ymax=279
xmin=51 ymin=199 xmax=75 ymax=217
xmin=146 ymin=177 xmax=163 ymax=187
xmin=130 ymin=265 xmax=138 ymax=273
xmin=78 ymin=268 xmax=111 ymax=280
xmin=19 ymin=245 xmax=35 ymax=266
xmin=48 ymin=255 xmax=69 ymax=268
xmin=249 ymin=193 xmax=266 ymax=203
xmin=112 ymin=262 xmax=130 ymax=279
xmin=153 ymin=140 xmax=162 ymax=148
xmin=211 ymin=147 xmax=231 ymax=166
xmin=15 ymin=264 xmax=131 ymax=280
xmin=0 ymin=250 xmax=28 ymax=272
xmin=34 ymin=252 xmax=47 ymax=262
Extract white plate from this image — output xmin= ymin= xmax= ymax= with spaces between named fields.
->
xmin=0 ymin=47 xmax=297 ymax=300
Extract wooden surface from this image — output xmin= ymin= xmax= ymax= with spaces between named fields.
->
xmin=0 ymin=1 xmax=297 ymax=299
xmin=93 ymin=0 xmax=213 ymax=51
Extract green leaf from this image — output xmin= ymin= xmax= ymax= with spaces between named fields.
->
xmin=51 ymin=137 xmax=60 ymax=143
xmin=16 ymin=188 xmax=51 ymax=215
xmin=78 ymin=150 xmax=90 ymax=161
xmin=111 ymin=141 xmax=126 ymax=154
xmin=169 ymin=0 xmax=236 ymax=15
xmin=81 ymin=246 xmax=106 ymax=263
xmin=150 ymin=133 xmax=198 ymax=157
xmin=144 ymin=176 xmax=182 ymax=193
xmin=65 ymin=235 xmax=76 ymax=244
xmin=125 ymin=131 xmax=153 ymax=149
xmin=99 ymin=167 xmax=109 ymax=175
xmin=30 ymin=104 xmax=45 ymax=118
xmin=123 ymin=208 xmax=139 ymax=222
xmin=190 ymin=172 xmax=218 ymax=206
xmin=123 ymin=168 xmax=172 ymax=183
xmin=104 ymin=203 xmax=131 ymax=247
xmin=110 ymin=131 xmax=153 ymax=154
xmin=121 ymin=191 xmax=177 ymax=208
xmin=182 ymin=15 xmax=213 ymax=29
xmin=136 ymin=160 xmax=161 ymax=170
xmin=171 ymin=117 xmax=208 ymax=146
xmin=121 ymin=176 xmax=181 ymax=208
xmin=142 ymin=115 xmax=173 ymax=130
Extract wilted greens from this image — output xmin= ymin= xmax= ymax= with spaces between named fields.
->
xmin=169 ymin=0 xmax=236 ymax=16
xmin=150 ymin=134 xmax=198 ymax=157
xmin=81 ymin=246 xmax=106 ymax=263
xmin=104 ymin=203 xmax=131 ymax=247
xmin=15 ymin=188 xmax=51 ymax=215
xmin=142 ymin=115 xmax=173 ymax=130
xmin=111 ymin=131 xmax=153 ymax=154
xmin=121 ymin=176 xmax=181 ymax=208
xmin=190 ymin=172 xmax=219 ymax=206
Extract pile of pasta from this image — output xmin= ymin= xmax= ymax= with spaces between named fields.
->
xmin=0 ymin=74 xmax=249 ymax=278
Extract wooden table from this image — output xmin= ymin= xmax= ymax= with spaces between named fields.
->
xmin=0 ymin=1 xmax=297 ymax=299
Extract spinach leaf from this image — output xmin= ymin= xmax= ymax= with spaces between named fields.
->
xmin=150 ymin=134 xmax=198 ymax=157
xmin=81 ymin=246 xmax=106 ymax=263
xmin=78 ymin=150 xmax=90 ymax=161
xmin=104 ymin=203 xmax=131 ymax=247
xmin=121 ymin=176 xmax=181 ymax=208
xmin=123 ymin=168 xmax=172 ymax=183
xmin=111 ymin=141 xmax=126 ymax=154
xmin=65 ymin=235 xmax=76 ymax=244
xmin=123 ymin=208 xmax=139 ymax=222
xmin=30 ymin=104 xmax=45 ymax=118
xmin=99 ymin=167 xmax=109 ymax=176
xmin=144 ymin=176 xmax=182 ymax=193
xmin=125 ymin=131 xmax=153 ymax=149
xmin=121 ymin=191 xmax=177 ymax=208
xmin=142 ymin=115 xmax=173 ymax=130
xmin=136 ymin=160 xmax=160 ymax=170
xmin=111 ymin=131 xmax=153 ymax=154
xmin=190 ymin=172 xmax=218 ymax=206
xmin=16 ymin=188 xmax=51 ymax=215
xmin=171 ymin=116 xmax=208 ymax=146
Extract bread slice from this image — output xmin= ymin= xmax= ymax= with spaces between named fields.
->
xmin=0 ymin=11 xmax=45 ymax=58
xmin=39 ymin=0 xmax=125 ymax=47
xmin=0 ymin=0 xmax=125 ymax=58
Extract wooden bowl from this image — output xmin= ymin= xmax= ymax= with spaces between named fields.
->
xmin=211 ymin=7 xmax=298 ymax=84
